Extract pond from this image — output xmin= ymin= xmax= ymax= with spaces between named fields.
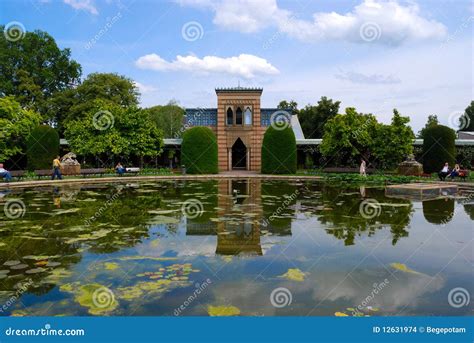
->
xmin=0 ymin=179 xmax=472 ymax=316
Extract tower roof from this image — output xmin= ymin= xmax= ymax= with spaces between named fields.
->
xmin=215 ymin=87 xmax=263 ymax=94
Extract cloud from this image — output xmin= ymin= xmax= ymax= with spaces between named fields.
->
xmin=335 ymin=70 xmax=401 ymax=84
xmin=177 ymin=0 xmax=447 ymax=45
xmin=63 ymin=0 xmax=98 ymax=15
xmin=135 ymin=53 xmax=279 ymax=78
xmin=134 ymin=82 xmax=158 ymax=94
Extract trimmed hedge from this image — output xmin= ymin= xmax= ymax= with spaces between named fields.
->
xmin=181 ymin=127 xmax=218 ymax=174
xmin=422 ymin=125 xmax=456 ymax=173
xmin=261 ymin=125 xmax=297 ymax=174
xmin=26 ymin=125 xmax=60 ymax=170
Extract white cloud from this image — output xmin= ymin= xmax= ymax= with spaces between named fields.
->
xmin=134 ymin=81 xmax=158 ymax=94
xmin=178 ymin=0 xmax=447 ymax=45
xmin=335 ymin=70 xmax=401 ymax=84
xmin=64 ymin=0 xmax=98 ymax=15
xmin=135 ymin=53 xmax=279 ymax=78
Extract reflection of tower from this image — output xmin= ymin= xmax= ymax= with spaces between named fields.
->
xmin=216 ymin=179 xmax=263 ymax=255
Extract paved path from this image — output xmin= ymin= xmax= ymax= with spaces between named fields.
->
xmin=0 ymin=173 xmax=324 ymax=189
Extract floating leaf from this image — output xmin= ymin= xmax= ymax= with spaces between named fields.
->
xmin=207 ymin=305 xmax=241 ymax=316
xmin=74 ymin=283 xmax=118 ymax=315
xmin=390 ymin=263 xmax=422 ymax=275
xmin=25 ymin=267 xmax=47 ymax=274
xmin=10 ymin=264 xmax=28 ymax=270
xmin=279 ymin=268 xmax=306 ymax=282
xmin=4 ymin=260 xmax=21 ymax=267
xmin=104 ymin=262 xmax=119 ymax=271
xmin=335 ymin=312 xmax=349 ymax=317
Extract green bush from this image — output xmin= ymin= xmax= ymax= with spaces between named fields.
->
xmin=181 ymin=127 xmax=218 ymax=174
xmin=422 ymin=125 xmax=456 ymax=173
xmin=26 ymin=125 xmax=60 ymax=170
xmin=261 ymin=125 xmax=297 ymax=174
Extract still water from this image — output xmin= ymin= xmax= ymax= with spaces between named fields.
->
xmin=0 ymin=179 xmax=472 ymax=316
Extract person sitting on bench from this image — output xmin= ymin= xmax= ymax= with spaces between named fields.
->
xmin=449 ymin=164 xmax=460 ymax=180
xmin=0 ymin=164 xmax=12 ymax=182
xmin=438 ymin=162 xmax=450 ymax=181
xmin=115 ymin=163 xmax=126 ymax=176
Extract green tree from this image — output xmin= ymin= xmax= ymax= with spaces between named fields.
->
xmin=0 ymin=27 xmax=81 ymax=117
xmin=459 ymin=101 xmax=474 ymax=131
xmin=48 ymin=73 xmax=140 ymax=133
xmin=0 ymin=97 xmax=42 ymax=161
xmin=418 ymin=115 xmax=439 ymax=138
xmin=320 ymin=107 xmax=378 ymax=165
xmin=181 ymin=127 xmax=218 ymax=174
xmin=422 ymin=125 xmax=456 ymax=173
xmin=64 ymin=101 xmax=163 ymax=162
xmin=372 ymin=109 xmax=415 ymax=169
xmin=277 ymin=100 xmax=298 ymax=112
xmin=261 ymin=125 xmax=297 ymax=174
xmin=299 ymin=96 xmax=341 ymax=138
xmin=26 ymin=125 xmax=60 ymax=170
xmin=145 ymin=101 xmax=185 ymax=138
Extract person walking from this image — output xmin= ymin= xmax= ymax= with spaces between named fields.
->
xmin=52 ymin=156 xmax=63 ymax=180
xmin=359 ymin=159 xmax=367 ymax=177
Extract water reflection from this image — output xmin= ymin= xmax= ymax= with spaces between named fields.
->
xmin=0 ymin=179 xmax=472 ymax=316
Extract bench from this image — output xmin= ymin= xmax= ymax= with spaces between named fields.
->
xmin=9 ymin=170 xmax=26 ymax=180
xmin=34 ymin=170 xmax=52 ymax=179
xmin=80 ymin=168 xmax=106 ymax=177
xmin=456 ymin=169 xmax=469 ymax=181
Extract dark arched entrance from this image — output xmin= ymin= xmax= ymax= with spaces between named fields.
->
xmin=232 ymin=138 xmax=247 ymax=170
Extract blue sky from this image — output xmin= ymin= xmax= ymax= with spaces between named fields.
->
xmin=1 ymin=0 xmax=472 ymax=131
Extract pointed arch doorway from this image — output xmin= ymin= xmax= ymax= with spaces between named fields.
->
xmin=231 ymin=138 xmax=247 ymax=170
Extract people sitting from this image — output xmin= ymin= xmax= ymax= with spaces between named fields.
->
xmin=0 ymin=164 xmax=12 ymax=182
xmin=438 ymin=162 xmax=450 ymax=181
xmin=449 ymin=164 xmax=460 ymax=180
xmin=115 ymin=163 xmax=125 ymax=176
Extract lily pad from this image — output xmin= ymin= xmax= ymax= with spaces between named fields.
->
xmin=4 ymin=260 xmax=21 ymax=267
xmin=390 ymin=263 xmax=422 ymax=275
xmin=104 ymin=262 xmax=119 ymax=271
xmin=335 ymin=312 xmax=349 ymax=317
xmin=74 ymin=284 xmax=118 ymax=315
xmin=25 ymin=267 xmax=47 ymax=274
xmin=207 ymin=305 xmax=241 ymax=317
xmin=279 ymin=268 xmax=306 ymax=282
xmin=10 ymin=264 xmax=29 ymax=270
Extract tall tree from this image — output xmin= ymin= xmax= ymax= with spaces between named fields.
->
xmin=0 ymin=97 xmax=42 ymax=162
xmin=277 ymin=100 xmax=298 ymax=112
xmin=372 ymin=109 xmax=415 ymax=169
xmin=320 ymin=107 xmax=378 ymax=165
xmin=64 ymin=101 xmax=163 ymax=162
xmin=145 ymin=101 xmax=185 ymax=138
xmin=418 ymin=114 xmax=439 ymax=138
xmin=299 ymin=96 xmax=341 ymax=138
xmin=459 ymin=101 xmax=474 ymax=131
xmin=48 ymin=73 xmax=140 ymax=133
xmin=0 ymin=27 xmax=81 ymax=117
